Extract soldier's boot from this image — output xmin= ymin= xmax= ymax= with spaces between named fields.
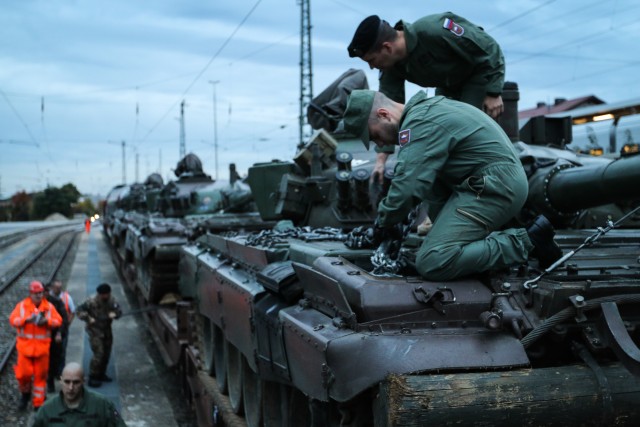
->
xmin=417 ymin=215 xmax=433 ymax=236
xmin=17 ymin=392 xmax=30 ymax=411
xmin=100 ymin=373 xmax=113 ymax=382
xmin=526 ymin=215 xmax=563 ymax=269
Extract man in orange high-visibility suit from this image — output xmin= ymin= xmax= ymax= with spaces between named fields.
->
xmin=9 ymin=280 xmax=62 ymax=411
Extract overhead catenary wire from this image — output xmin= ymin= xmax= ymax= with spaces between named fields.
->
xmin=487 ymin=0 xmax=558 ymax=32
xmin=0 ymin=89 xmax=40 ymax=147
xmin=139 ymin=0 xmax=264 ymax=144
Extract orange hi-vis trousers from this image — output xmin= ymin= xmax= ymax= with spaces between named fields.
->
xmin=14 ymin=352 xmax=50 ymax=408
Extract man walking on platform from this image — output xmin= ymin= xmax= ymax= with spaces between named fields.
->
xmin=32 ymin=362 xmax=127 ymax=426
xmin=43 ymin=281 xmax=69 ymax=393
xmin=48 ymin=279 xmax=75 ymax=376
xmin=9 ymin=280 xmax=63 ymax=411
xmin=76 ymin=283 xmax=122 ymax=387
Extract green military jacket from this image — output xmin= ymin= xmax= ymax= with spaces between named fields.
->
xmin=379 ymin=12 xmax=505 ymax=104
xmin=32 ymin=387 xmax=127 ymax=427
xmin=76 ymin=294 xmax=122 ymax=338
xmin=376 ymin=92 xmax=520 ymax=228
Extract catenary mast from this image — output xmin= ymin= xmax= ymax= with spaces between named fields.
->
xmin=298 ymin=0 xmax=313 ymax=148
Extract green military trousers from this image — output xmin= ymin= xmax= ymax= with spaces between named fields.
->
xmin=416 ymin=161 xmax=534 ymax=281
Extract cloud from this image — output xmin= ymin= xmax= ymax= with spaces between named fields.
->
xmin=2 ymin=0 xmax=640 ymax=197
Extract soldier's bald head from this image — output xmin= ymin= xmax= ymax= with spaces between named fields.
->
xmin=62 ymin=362 xmax=84 ymax=377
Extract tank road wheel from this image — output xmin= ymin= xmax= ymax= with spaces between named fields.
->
xmin=212 ymin=325 xmax=227 ymax=392
xmin=225 ymin=340 xmax=244 ymax=414
xmin=196 ymin=315 xmax=215 ymax=375
xmin=263 ymin=381 xmax=289 ymax=427
xmin=242 ymin=357 xmax=263 ymax=427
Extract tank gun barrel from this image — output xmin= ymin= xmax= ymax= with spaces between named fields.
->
xmin=548 ymin=155 xmax=640 ymax=211
xmin=527 ymin=153 xmax=640 ymax=221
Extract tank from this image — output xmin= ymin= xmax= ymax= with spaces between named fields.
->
xmin=174 ymin=77 xmax=640 ymax=426
xmin=102 ymin=174 xmax=164 ymax=260
xmin=116 ymin=154 xmax=270 ymax=304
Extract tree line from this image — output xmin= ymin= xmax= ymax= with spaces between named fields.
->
xmin=0 ymin=183 xmax=97 ymax=222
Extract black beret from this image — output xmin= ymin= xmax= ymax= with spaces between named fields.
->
xmin=96 ymin=283 xmax=111 ymax=294
xmin=348 ymin=15 xmax=382 ymax=58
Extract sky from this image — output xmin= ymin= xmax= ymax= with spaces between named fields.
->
xmin=1 ymin=0 xmax=639 ymax=199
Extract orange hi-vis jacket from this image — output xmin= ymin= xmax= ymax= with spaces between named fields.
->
xmin=9 ymin=297 xmax=62 ymax=357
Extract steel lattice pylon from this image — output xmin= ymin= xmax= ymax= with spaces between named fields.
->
xmin=298 ymin=0 xmax=313 ymax=148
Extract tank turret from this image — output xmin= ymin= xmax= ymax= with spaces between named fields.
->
xmin=248 ymin=78 xmax=640 ymax=233
xmin=247 ymin=129 xmax=383 ymax=228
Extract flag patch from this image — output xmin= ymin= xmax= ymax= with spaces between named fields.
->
xmin=398 ymin=129 xmax=411 ymax=147
xmin=443 ymin=18 xmax=465 ymax=36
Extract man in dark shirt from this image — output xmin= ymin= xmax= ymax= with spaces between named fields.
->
xmin=32 ymin=362 xmax=127 ymax=427
xmin=44 ymin=282 xmax=69 ymax=393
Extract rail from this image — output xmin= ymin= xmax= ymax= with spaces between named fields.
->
xmin=0 ymin=229 xmax=79 ymax=376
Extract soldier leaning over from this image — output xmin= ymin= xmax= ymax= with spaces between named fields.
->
xmin=76 ymin=283 xmax=122 ymax=387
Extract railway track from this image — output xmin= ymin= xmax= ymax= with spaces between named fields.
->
xmin=0 ymin=227 xmax=80 ymax=427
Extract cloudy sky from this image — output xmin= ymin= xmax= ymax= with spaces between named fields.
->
xmin=1 ymin=0 xmax=638 ymax=198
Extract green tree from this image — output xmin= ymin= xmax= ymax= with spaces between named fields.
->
xmin=74 ymin=197 xmax=97 ymax=217
xmin=11 ymin=191 xmax=32 ymax=221
xmin=32 ymin=183 xmax=81 ymax=219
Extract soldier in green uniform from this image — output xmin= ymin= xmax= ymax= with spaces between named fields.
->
xmin=348 ymin=13 xmax=505 ymax=115
xmin=76 ymin=284 xmax=122 ymax=387
xmin=348 ymin=13 xmax=506 ymax=233
xmin=343 ymin=89 xmax=562 ymax=280
xmin=32 ymin=362 xmax=127 ymax=426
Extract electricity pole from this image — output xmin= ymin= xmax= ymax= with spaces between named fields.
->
xmin=209 ymin=80 xmax=220 ymax=181
xmin=298 ymin=0 xmax=313 ymax=148
xmin=179 ymin=100 xmax=186 ymax=159
xmin=108 ymin=140 xmax=126 ymax=184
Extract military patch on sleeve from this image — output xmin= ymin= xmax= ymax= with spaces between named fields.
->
xmin=398 ymin=129 xmax=411 ymax=147
xmin=443 ymin=18 xmax=465 ymax=36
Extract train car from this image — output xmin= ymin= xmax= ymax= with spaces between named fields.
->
xmin=549 ymin=97 xmax=640 ymax=157
xmin=105 ymin=77 xmax=640 ymax=427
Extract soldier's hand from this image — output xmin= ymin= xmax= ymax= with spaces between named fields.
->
xmin=88 ymin=316 xmax=96 ymax=324
xmin=108 ymin=312 xmax=117 ymax=319
xmin=484 ymin=95 xmax=504 ymax=119
xmin=345 ymin=226 xmax=377 ymax=249
xmin=371 ymin=153 xmax=389 ymax=185
xmin=54 ymin=332 xmax=62 ymax=343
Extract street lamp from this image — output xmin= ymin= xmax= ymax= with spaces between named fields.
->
xmin=208 ymin=80 xmax=220 ymax=181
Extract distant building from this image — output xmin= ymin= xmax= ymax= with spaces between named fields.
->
xmin=519 ymin=96 xmax=606 ymax=120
